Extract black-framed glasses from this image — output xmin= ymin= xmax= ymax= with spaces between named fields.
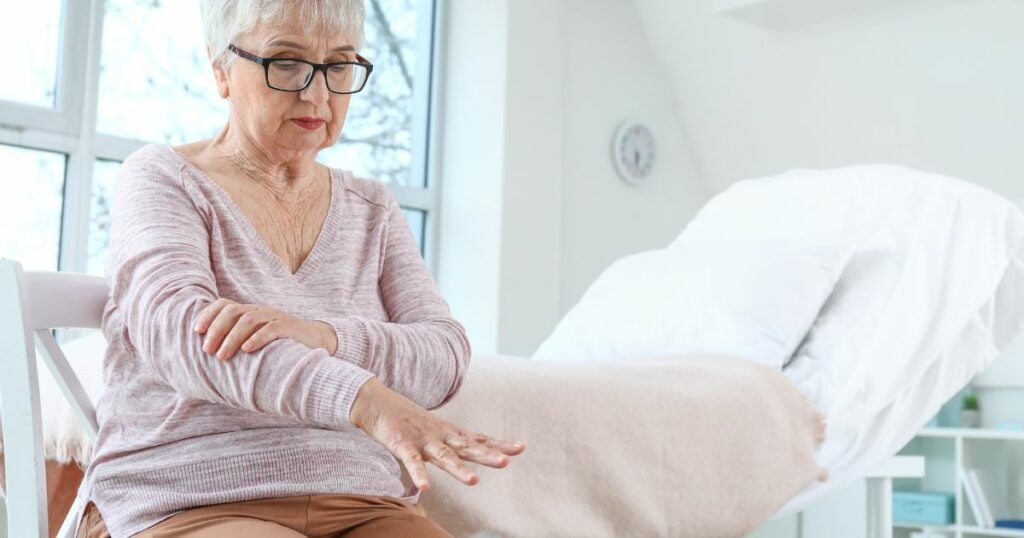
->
xmin=228 ymin=44 xmax=373 ymax=94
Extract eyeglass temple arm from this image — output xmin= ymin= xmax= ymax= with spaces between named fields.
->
xmin=228 ymin=44 xmax=267 ymax=64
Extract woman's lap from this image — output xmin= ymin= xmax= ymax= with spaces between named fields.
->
xmin=77 ymin=493 xmax=453 ymax=538
xmin=142 ymin=516 xmax=306 ymax=537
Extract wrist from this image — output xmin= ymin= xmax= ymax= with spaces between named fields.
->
xmin=312 ymin=317 xmax=372 ymax=369
xmin=350 ymin=377 xmax=382 ymax=429
xmin=313 ymin=320 xmax=338 ymax=355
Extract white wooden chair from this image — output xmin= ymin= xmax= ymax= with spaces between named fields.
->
xmin=0 ymin=258 xmax=108 ymax=538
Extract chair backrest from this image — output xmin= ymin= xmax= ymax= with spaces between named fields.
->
xmin=0 ymin=258 xmax=108 ymax=538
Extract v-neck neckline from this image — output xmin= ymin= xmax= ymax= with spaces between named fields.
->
xmin=165 ymin=144 xmax=342 ymax=283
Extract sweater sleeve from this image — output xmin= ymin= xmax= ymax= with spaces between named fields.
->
xmin=106 ymin=150 xmax=375 ymax=430
xmin=314 ymin=192 xmax=471 ymax=411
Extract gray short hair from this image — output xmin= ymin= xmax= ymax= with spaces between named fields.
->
xmin=201 ymin=0 xmax=365 ymax=68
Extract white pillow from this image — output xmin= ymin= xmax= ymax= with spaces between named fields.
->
xmin=671 ymin=164 xmax=1024 ymax=435
xmin=532 ymin=237 xmax=857 ymax=369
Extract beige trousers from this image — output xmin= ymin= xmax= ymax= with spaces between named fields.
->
xmin=76 ymin=493 xmax=453 ymax=538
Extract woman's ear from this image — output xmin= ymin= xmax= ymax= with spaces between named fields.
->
xmin=212 ymin=64 xmax=230 ymax=99
xmin=208 ymin=46 xmax=230 ymax=99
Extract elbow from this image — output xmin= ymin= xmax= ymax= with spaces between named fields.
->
xmin=429 ymin=320 xmax=472 ymax=410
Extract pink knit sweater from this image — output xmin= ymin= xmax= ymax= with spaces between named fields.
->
xmin=78 ymin=143 xmax=471 ymax=537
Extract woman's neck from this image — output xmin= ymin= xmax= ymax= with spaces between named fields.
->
xmin=206 ymin=124 xmax=323 ymax=201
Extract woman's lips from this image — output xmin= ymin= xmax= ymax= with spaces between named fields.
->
xmin=292 ymin=118 xmax=325 ymax=130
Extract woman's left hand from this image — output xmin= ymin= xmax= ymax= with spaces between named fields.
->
xmin=193 ymin=298 xmax=330 ymax=360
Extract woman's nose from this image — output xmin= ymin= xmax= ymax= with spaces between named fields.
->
xmin=300 ymin=69 xmax=330 ymax=104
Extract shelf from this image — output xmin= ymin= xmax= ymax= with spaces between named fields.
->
xmin=894 ymin=522 xmax=956 ymax=531
xmin=895 ymin=428 xmax=1024 ymax=537
xmin=894 ymin=523 xmax=1024 ymax=537
xmin=918 ymin=427 xmax=1024 ymax=441
xmin=867 ymin=456 xmax=925 ymax=478
xmin=960 ymin=526 xmax=1024 ymax=537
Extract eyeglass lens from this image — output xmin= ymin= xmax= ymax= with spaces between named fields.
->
xmin=268 ymin=61 xmax=369 ymax=93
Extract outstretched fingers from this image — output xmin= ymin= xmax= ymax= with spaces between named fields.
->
xmin=392 ymin=440 xmax=431 ymax=491
xmin=466 ymin=431 xmax=527 ymax=456
xmin=424 ymin=438 xmax=478 ymax=485
xmin=445 ymin=433 xmax=510 ymax=468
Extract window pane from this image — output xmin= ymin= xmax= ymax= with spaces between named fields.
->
xmin=401 ymin=207 xmax=426 ymax=255
xmin=0 ymin=0 xmax=62 ymax=107
xmin=318 ymin=0 xmax=428 ymax=188
xmin=0 ymin=145 xmax=65 ymax=271
xmin=97 ymin=0 xmax=226 ymax=144
xmin=88 ymin=160 xmax=122 ymax=276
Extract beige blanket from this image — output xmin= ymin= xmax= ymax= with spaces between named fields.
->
xmin=419 ymin=353 xmax=828 ymax=538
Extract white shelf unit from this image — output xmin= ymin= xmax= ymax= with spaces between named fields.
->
xmin=892 ymin=428 xmax=1024 ymax=538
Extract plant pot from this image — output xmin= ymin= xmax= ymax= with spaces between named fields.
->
xmin=960 ymin=409 xmax=981 ymax=428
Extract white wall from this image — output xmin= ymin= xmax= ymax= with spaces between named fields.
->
xmin=495 ymin=0 xmax=568 ymax=359
xmin=437 ymin=0 xmax=710 ymax=357
xmin=633 ymin=0 xmax=1024 ymax=202
xmin=559 ymin=0 xmax=708 ymax=314
xmin=434 ymin=0 xmax=508 ymax=357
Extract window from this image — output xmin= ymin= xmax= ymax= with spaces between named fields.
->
xmin=0 ymin=145 xmax=65 ymax=271
xmin=98 ymin=0 xmax=227 ymax=145
xmin=0 ymin=0 xmax=63 ymax=107
xmin=317 ymin=0 xmax=428 ymax=188
xmin=0 ymin=0 xmax=441 ymax=279
xmin=88 ymin=159 xmax=121 ymax=276
xmin=402 ymin=208 xmax=426 ymax=248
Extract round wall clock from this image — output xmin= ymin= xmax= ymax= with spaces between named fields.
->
xmin=612 ymin=122 xmax=656 ymax=185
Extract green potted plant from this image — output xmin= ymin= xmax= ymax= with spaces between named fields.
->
xmin=960 ymin=393 xmax=981 ymax=428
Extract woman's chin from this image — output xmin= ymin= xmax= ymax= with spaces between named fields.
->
xmin=278 ymin=135 xmax=332 ymax=154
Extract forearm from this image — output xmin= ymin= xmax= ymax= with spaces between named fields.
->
xmin=312 ymin=193 xmax=472 ymax=410
xmin=128 ymin=289 xmax=375 ymax=429
xmin=316 ymin=315 xmax=470 ymax=410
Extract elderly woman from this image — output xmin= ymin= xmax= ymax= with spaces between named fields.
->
xmin=74 ymin=1 xmax=525 ymax=537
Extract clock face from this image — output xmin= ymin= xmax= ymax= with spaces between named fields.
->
xmin=614 ymin=123 xmax=656 ymax=184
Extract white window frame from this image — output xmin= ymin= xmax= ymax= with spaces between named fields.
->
xmin=0 ymin=0 xmax=443 ymax=275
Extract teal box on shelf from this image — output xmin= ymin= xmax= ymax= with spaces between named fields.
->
xmin=893 ymin=491 xmax=955 ymax=525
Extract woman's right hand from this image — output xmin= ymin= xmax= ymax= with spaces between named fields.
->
xmin=349 ymin=377 xmax=526 ymax=491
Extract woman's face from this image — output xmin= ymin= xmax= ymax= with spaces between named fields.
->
xmin=214 ymin=18 xmax=359 ymax=161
